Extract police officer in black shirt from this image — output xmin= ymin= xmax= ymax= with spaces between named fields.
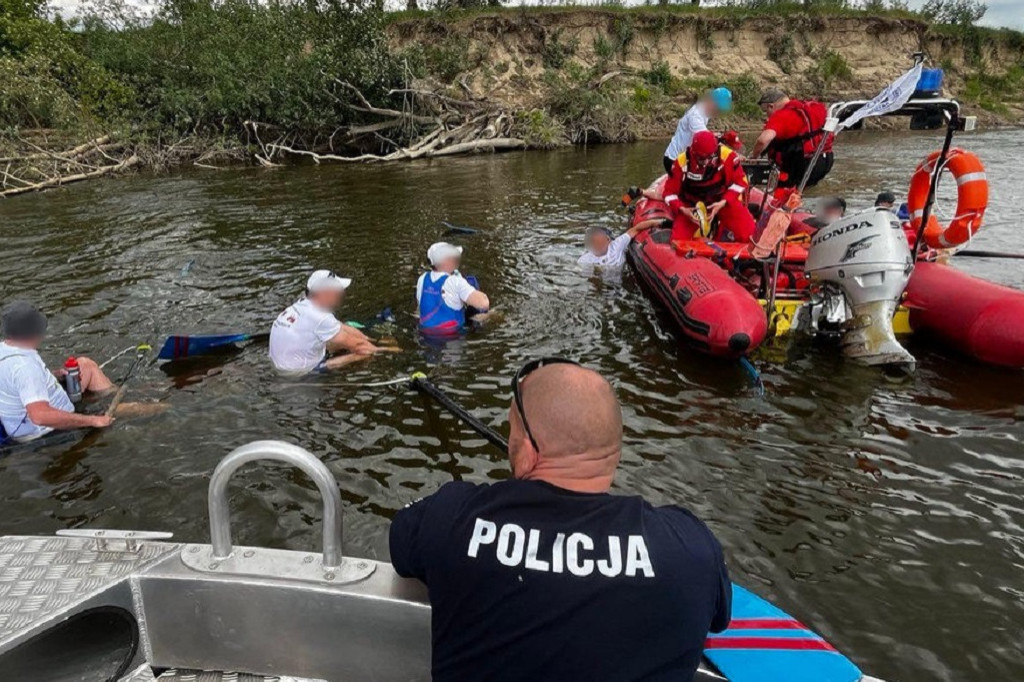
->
xmin=390 ymin=358 xmax=731 ymax=682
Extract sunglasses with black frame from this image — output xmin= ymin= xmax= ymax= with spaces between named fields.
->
xmin=511 ymin=357 xmax=582 ymax=453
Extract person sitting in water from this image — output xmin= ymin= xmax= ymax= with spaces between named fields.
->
xmin=417 ymin=242 xmax=489 ymax=334
xmin=0 ymin=302 xmax=114 ymax=442
xmin=578 ymin=222 xmax=654 ymax=268
xmin=664 ymin=130 xmax=756 ymax=243
xmin=389 ymin=359 xmax=731 ymax=682
xmin=269 ymin=270 xmax=394 ymax=374
xmin=663 ymin=87 xmax=733 ymax=176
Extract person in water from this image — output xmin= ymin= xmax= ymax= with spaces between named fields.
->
xmin=578 ymin=222 xmax=655 ymax=268
xmin=663 ymin=130 xmax=756 ymax=243
xmin=269 ymin=270 xmax=395 ymax=374
xmin=0 ymin=302 xmax=114 ymax=441
xmin=875 ymin=191 xmax=897 ymax=209
xmin=417 ymin=242 xmax=490 ymax=333
xmin=663 ymin=86 xmax=733 ymax=176
xmin=751 ymin=88 xmax=834 ymax=195
xmin=389 ymin=359 xmax=731 ymax=682
xmin=818 ymin=196 xmax=847 ymax=222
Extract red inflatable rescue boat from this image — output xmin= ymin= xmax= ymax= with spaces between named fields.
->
xmin=629 ymin=228 xmax=767 ymax=357
xmin=905 ymin=262 xmax=1024 ymax=368
xmin=626 ymin=175 xmax=1024 ymax=369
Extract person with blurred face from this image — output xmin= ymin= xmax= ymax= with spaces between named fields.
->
xmin=817 ymin=196 xmax=847 ymax=223
xmin=663 ymin=130 xmax=756 ymax=243
xmin=0 ymin=301 xmax=114 ymax=442
xmin=389 ymin=359 xmax=731 ymax=682
xmin=269 ymin=269 xmax=391 ymax=374
xmin=663 ymin=86 xmax=734 ymax=175
xmin=578 ymin=223 xmax=652 ymax=268
xmin=417 ymin=242 xmax=489 ymax=334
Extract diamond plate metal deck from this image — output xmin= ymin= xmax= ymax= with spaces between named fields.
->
xmin=0 ymin=535 xmax=178 ymax=643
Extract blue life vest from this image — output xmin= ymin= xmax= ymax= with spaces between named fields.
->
xmin=419 ymin=273 xmax=465 ymax=333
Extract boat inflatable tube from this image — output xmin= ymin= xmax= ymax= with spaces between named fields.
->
xmin=629 ymin=228 xmax=767 ymax=357
xmin=907 ymin=148 xmax=988 ymax=249
xmin=905 ymin=262 xmax=1024 ymax=368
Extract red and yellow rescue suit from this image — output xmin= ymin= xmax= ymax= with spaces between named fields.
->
xmin=663 ymin=144 xmax=756 ymax=243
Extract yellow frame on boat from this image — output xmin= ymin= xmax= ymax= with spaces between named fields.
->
xmin=762 ymin=299 xmax=912 ymax=337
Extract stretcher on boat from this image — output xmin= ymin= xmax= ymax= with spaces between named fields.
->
xmin=0 ymin=441 xmax=885 ymax=682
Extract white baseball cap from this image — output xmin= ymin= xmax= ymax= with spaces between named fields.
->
xmin=427 ymin=242 xmax=464 ymax=266
xmin=306 ymin=269 xmax=352 ymax=293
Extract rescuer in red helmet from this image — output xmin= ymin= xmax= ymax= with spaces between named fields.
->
xmin=662 ymin=130 xmax=756 ymax=243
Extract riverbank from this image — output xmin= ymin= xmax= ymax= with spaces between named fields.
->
xmin=389 ymin=7 xmax=1024 ymax=146
xmin=1 ymin=2 xmax=1023 ymax=194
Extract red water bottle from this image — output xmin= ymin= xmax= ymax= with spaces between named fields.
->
xmin=63 ymin=357 xmax=82 ymax=403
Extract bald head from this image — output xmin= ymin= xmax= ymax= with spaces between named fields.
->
xmin=508 ymin=363 xmax=623 ymax=492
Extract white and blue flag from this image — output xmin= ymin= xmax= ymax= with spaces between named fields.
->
xmin=837 ymin=63 xmax=924 ymax=131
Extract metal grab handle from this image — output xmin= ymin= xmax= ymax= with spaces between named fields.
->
xmin=209 ymin=441 xmax=343 ymax=568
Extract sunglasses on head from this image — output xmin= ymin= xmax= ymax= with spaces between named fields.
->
xmin=512 ymin=357 xmax=581 ymax=453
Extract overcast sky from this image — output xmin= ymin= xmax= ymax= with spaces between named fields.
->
xmin=50 ymin=0 xmax=1024 ymax=30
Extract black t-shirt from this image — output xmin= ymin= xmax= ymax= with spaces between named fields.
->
xmin=389 ymin=479 xmax=731 ymax=682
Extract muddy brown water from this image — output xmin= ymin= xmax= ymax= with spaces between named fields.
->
xmin=2 ymin=129 xmax=1023 ymax=681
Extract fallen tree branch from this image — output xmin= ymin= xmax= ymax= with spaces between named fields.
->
xmin=0 ymin=155 xmax=140 ymax=198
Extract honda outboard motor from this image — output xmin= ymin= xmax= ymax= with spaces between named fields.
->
xmin=805 ymin=208 xmax=915 ymax=370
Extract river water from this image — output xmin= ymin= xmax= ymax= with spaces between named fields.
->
xmin=1 ymin=129 xmax=1022 ymax=681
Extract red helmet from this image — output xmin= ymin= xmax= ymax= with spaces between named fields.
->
xmin=689 ymin=130 xmax=718 ymax=159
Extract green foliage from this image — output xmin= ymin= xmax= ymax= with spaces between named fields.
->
xmin=695 ymin=19 xmax=716 ymax=52
xmin=922 ymin=0 xmax=987 ymax=27
xmin=423 ymin=36 xmax=473 ymax=81
xmin=766 ymin=32 xmax=797 ymax=74
xmin=593 ymin=34 xmax=616 ymax=61
xmin=78 ymin=0 xmax=402 ymax=136
xmin=517 ymin=107 xmax=565 ymax=148
xmin=631 ymin=84 xmax=652 ymax=111
xmin=611 ymin=16 xmax=635 ymax=54
xmin=962 ymin=65 xmax=1024 ymax=113
xmin=542 ymin=29 xmax=578 ymax=69
xmin=808 ymin=49 xmax=853 ymax=91
xmin=642 ymin=60 xmax=674 ymax=89
xmin=0 ymin=0 xmax=131 ymax=129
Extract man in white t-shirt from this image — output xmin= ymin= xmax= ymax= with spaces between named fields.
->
xmin=269 ymin=270 xmax=395 ymax=374
xmin=663 ymin=87 xmax=733 ymax=175
xmin=416 ymin=243 xmax=490 ymax=334
xmin=0 ymin=302 xmax=114 ymax=442
xmin=578 ymin=222 xmax=655 ymax=268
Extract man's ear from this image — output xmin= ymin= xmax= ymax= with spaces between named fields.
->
xmin=513 ymin=438 xmax=539 ymax=478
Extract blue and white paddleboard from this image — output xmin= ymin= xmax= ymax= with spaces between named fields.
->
xmin=703 ymin=584 xmax=865 ymax=682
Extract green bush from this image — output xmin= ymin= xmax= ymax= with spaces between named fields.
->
xmin=542 ymin=29 xmax=578 ymax=69
xmin=79 ymin=0 xmax=402 ymax=136
xmin=766 ymin=32 xmax=796 ymax=74
xmin=642 ymin=60 xmax=674 ymax=90
xmin=812 ymin=49 xmax=853 ymax=86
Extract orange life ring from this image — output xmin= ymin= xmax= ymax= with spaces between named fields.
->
xmin=906 ymin=148 xmax=988 ymax=249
